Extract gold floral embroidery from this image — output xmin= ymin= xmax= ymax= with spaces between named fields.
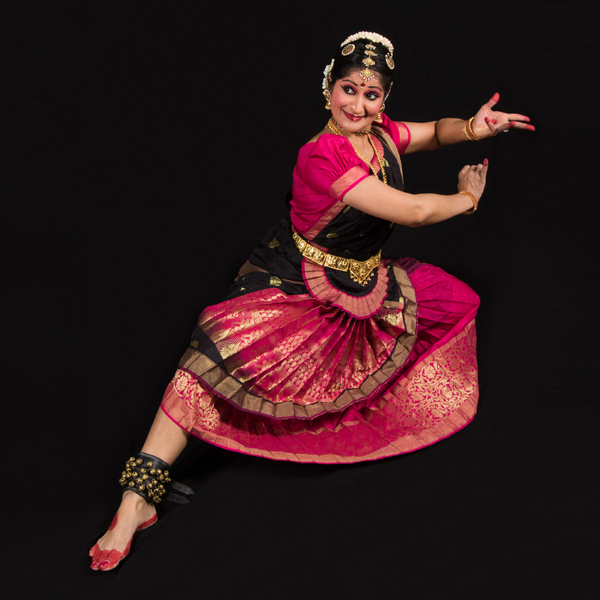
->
xmin=268 ymin=238 xmax=280 ymax=248
xmin=389 ymin=322 xmax=478 ymax=430
xmin=381 ymin=313 xmax=399 ymax=326
xmin=172 ymin=370 xmax=218 ymax=431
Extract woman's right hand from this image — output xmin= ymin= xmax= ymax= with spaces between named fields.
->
xmin=458 ymin=158 xmax=489 ymax=200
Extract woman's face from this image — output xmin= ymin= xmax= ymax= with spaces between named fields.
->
xmin=329 ymin=69 xmax=385 ymax=133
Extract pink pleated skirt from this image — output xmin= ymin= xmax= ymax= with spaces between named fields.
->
xmin=161 ymin=260 xmax=480 ymax=464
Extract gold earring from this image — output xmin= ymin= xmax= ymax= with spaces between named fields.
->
xmin=374 ymin=104 xmax=385 ymax=123
xmin=324 ymin=89 xmax=331 ymax=110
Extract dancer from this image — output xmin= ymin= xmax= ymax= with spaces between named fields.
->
xmin=90 ymin=31 xmax=534 ymax=571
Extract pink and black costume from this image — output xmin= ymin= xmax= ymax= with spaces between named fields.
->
xmin=160 ymin=116 xmax=480 ymax=463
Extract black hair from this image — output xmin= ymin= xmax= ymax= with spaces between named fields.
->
xmin=328 ymin=38 xmax=393 ymax=94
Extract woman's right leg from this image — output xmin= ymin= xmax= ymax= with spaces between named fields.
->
xmin=90 ymin=406 xmax=190 ymax=571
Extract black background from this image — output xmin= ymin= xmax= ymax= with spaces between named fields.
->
xmin=3 ymin=1 xmax=598 ymax=598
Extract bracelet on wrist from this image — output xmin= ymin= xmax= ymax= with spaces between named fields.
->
xmin=459 ymin=190 xmax=479 ymax=214
xmin=463 ymin=117 xmax=481 ymax=141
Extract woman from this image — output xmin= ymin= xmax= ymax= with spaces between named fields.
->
xmin=89 ymin=31 xmax=534 ymax=571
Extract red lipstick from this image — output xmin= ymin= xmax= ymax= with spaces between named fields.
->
xmin=343 ymin=110 xmax=363 ymax=122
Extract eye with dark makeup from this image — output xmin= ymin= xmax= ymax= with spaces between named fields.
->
xmin=342 ymin=85 xmax=380 ymax=102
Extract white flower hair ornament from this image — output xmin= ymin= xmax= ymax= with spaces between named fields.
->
xmin=340 ymin=31 xmax=395 ymax=70
xmin=322 ymin=59 xmax=334 ymax=109
xmin=322 ymin=59 xmax=334 ymax=91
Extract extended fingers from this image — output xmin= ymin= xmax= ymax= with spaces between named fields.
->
xmin=505 ymin=113 xmax=535 ymax=132
xmin=508 ymin=112 xmax=530 ymax=122
xmin=508 ymin=120 xmax=535 ymax=131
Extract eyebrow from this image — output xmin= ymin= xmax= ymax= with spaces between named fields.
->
xmin=341 ymin=78 xmax=383 ymax=91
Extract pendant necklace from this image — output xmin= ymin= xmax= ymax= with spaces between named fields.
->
xmin=327 ymin=118 xmax=387 ymax=185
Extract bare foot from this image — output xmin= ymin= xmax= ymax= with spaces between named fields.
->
xmin=89 ymin=491 xmax=157 ymax=571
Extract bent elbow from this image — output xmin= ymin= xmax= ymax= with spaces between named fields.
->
xmin=408 ymin=219 xmax=425 ymax=228
xmin=406 ymin=205 xmax=428 ymax=227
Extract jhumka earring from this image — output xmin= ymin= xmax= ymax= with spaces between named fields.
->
xmin=375 ymin=104 xmax=385 ymax=124
xmin=324 ymin=89 xmax=331 ymax=110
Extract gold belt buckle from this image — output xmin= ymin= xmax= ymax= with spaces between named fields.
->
xmin=349 ymin=252 xmax=381 ymax=285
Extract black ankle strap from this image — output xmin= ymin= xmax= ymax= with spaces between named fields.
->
xmin=119 ymin=452 xmax=194 ymax=505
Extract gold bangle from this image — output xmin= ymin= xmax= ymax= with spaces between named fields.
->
xmin=463 ymin=116 xmax=481 ymax=141
xmin=459 ymin=190 xmax=478 ymax=214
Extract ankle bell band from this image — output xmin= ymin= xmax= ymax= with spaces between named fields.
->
xmin=120 ymin=452 xmax=171 ymax=505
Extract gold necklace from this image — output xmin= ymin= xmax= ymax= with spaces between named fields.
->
xmin=327 ymin=118 xmax=387 ymax=185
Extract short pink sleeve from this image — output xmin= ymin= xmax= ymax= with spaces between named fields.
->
xmin=291 ymin=135 xmax=370 ymax=233
xmin=296 ymin=135 xmax=369 ymax=201
xmin=378 ymin=114 xmax=411 ymax=154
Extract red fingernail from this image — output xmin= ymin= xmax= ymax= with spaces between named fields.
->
xmin=524 ymin=117 xmax=530 ymax=122
xmin=526 ymin=125 xmax=535 ymax=131
xmin=484 ymin=117 xmax=489 ymax=122
xmin=484 ymin=158 xmax=488 ymax=164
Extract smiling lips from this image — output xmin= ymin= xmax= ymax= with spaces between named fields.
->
xmin=343 ymin=110 xmax=364 ymax=122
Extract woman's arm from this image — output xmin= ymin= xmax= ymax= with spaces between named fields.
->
xmin=343 ymin=160 xmax=488 ymax=227
xmin=399 ymin=93 xmax=534 ymax=154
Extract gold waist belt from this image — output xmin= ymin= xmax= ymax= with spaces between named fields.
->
xmin=292 ymin=231 xmax=381 ymax=286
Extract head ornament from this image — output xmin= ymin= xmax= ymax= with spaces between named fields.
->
xmin=321 ymin=32 xmax=395 ymax=110
xmin=340 ymin=31 xmax=395 ymax=71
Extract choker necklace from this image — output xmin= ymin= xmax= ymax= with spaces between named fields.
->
xmin=327 ymin=118 xmax=387 ymax=185
xmin=330 ymin=118 xmax=369 ymax=136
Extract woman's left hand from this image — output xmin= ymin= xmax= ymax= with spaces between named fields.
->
xmin=471 ymin=93 xmax=535 ymax=138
